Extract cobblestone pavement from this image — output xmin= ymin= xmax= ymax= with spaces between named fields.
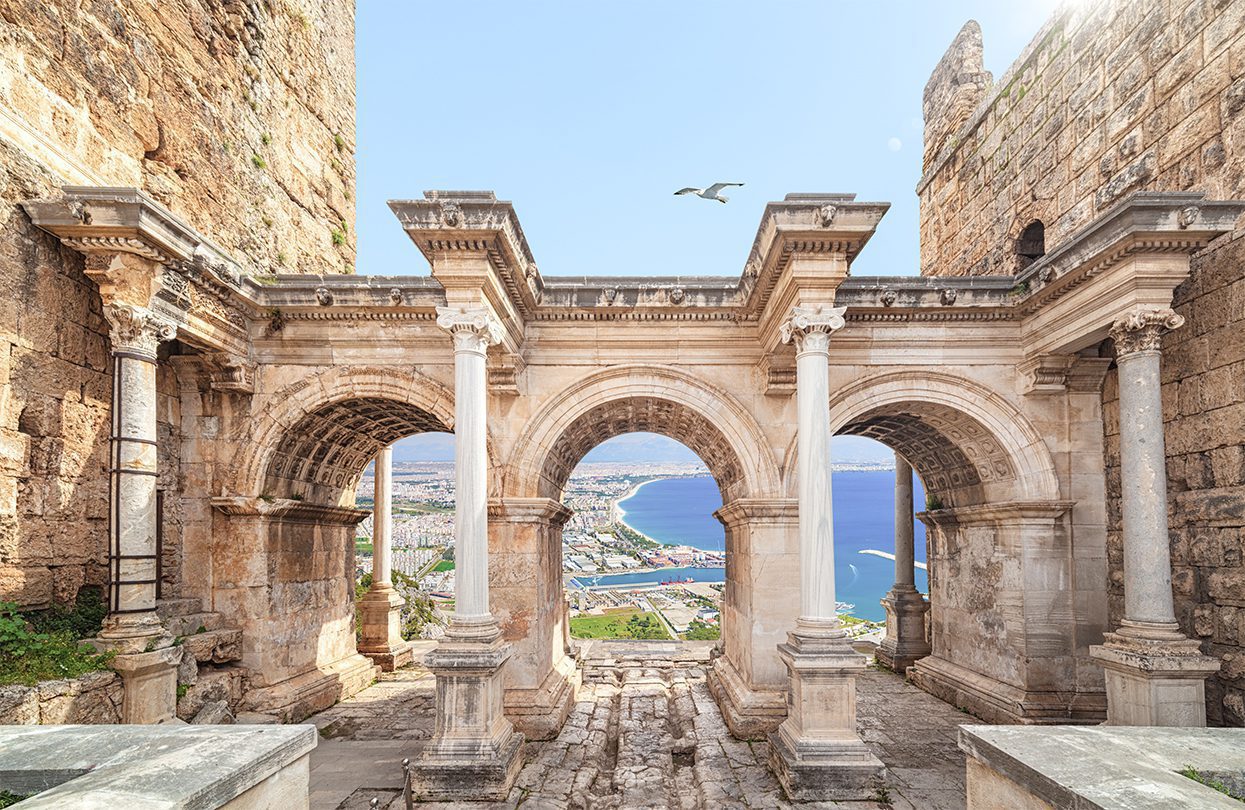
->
xmin=308 ymin=644 xmax=976 ymax=809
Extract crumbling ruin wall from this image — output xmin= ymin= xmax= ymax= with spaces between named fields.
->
xmin=922 ymin=0 xmax=1245 ymax=724
xmin=0 ymin=0 xmax=356 ymax=607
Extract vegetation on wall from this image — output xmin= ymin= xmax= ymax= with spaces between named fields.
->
xmin=0 ymin=588 xmax=113 ymax=686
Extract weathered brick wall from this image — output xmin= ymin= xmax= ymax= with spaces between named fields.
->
xmin=1102 ymin=230 xmax=1245 ymax=725
xmin=919 ymin=0 xmax=1245 ymax=277
xmin=922 ymin=0 xmax=1245 ymax=724
xmin=0 ymin=1 xmax=355 ymax=608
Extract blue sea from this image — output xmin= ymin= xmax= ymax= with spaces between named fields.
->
xmin=600 ymin=472 xmax=928 ymax=622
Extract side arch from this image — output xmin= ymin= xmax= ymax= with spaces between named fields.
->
xmin=227 ymin=364 xmax=461 ymax=505
xmin=505 ymin=365 xmax=783 ymax=502
xmin=780 ymin=369 xmax=1060 ymax=507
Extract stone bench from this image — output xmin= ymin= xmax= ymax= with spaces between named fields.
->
xmin=0 ymin=724 xmax=316 ymax=808
xmin=960 ymin=725 xmax=1245 ymax=809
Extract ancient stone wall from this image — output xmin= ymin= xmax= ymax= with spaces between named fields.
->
xmin=922 ymin=0 xmax=1245 ymax=724
xmin=919 ymin=0 xmax=1245 ymax=276
xmin=0 ymin=1 xmax=355 ymax=608
xmin=0 ymin=670 xmax=123 ymax=724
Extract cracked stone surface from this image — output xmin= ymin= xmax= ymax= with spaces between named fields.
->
xmin=309 ymin=648 xmax=976 ymax=809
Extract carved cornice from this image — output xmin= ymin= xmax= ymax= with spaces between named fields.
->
xmin=102 ymin=302 xmax=177 ymax=359
xmin=202 ymin=352 xmax=257 ymax=394
xmin=1109 ymin=307 xmax=1184 ymax=357
xmin=210 ymin=496 xmax=370 ymax=525
xmin=435 ymin=305 xmax=504 ymax=353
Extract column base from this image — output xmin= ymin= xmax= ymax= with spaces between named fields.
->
xmin=357 ymin=585 xmax=414 ymax=672
xmin=109 ymin=645 xmax=181 ymax=724
xmin=411 ymin=619 xmax=524 ymax=801
xmin=768 ymin=725 xmax=885 ymax=802
xmin=876 ymin=588 xmax=931 ymax=674
xmin=97 ymin=610 xmax=174 ymax=655
xmin=1090 ymin=629 xmax=1220 ymax=727
xmin=504 ymin=652 xmax=579 ymax=741
xmin=241 ymin=654 xmax=380 ymax=723
xmin=707 ymin=655 xmax=786 ymax=740
xmin=770 ymin=621 xmax=885 ymax=801
xmin=908 ymin=654 xmax=1106 ymax=724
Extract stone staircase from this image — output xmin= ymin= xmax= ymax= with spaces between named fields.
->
xmin=157 ymin=597 xmax=249 ymax=724
xmin=156 ymin=597 xmax=243 ymax=665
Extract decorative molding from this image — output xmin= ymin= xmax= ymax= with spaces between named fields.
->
xmin=1109 ymin=307 xmax=1184 ymax=356
xmin=1018 ymin=354 xmax=1076 ymax=395
xmin=203 ymin=352 xmax=257 ymax=394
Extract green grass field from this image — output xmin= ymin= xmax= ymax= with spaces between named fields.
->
xmin=355 ymin=539 xmax=373 ymax=554
xmin=432 ymin=560 xmax=455 ymax=572
xmin=570 ymin=608 xmax=672 ymax=640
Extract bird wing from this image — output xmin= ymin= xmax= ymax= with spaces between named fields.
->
xmin=673 ymin=187 xmax=701 ymax=196
xmin=704 ymin=182 xmax=744 ymax=195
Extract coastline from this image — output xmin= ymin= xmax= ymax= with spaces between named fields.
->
xmin=613 ymin=476 xmax=669 ymax=547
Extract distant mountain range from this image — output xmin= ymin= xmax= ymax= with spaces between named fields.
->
xmin=389 ymin=431 xmax=896 ymax=466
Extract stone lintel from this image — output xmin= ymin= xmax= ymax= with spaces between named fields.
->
xmin=210 ymin=496 xmax=370 ymax=526
xmin=917 ymin=500 xmax=1075 ymax=528
xmin=714 ymin=497 xmax=799 ymax=527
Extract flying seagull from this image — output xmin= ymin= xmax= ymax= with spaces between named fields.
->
xmin=674 ymin=182 xmax=744 ymax=204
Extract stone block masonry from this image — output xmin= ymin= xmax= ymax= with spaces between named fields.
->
xmin=0 ymin=0 xmax=357 ymax=609
xmin=919 ymin=0 xmax=1245 ymax=277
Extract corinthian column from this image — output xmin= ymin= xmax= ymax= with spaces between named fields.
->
xmin=413 ymin=305 xmax=522 ymax=800
xmin=1090 ymin=306 xmax=1218 ymax=726
xmin=877 ymin=453 xmax=930 ymax=673
xmin=769 ymin=304 xmax=883 ymax=801
xmin=100 ymin=302 xmax=177 ymax=644
xmin=96 ymin=301 xmax=183 ymax=725
xmin=358 ymin=444 xmax=413 ymax=671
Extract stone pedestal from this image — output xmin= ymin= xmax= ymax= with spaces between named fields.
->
xmin=1091 ymin=632 xmax=1220 ymax=726
xmin=410 ymin=623 xmax=524 ymax=801
xmin=769 ymin=624 xmax=885 ymax=801
xmin=357 ymin=585 xmax=414 ymax=672
xmin=876 ymin=588 xmax=930 ymax=674
xmin=110 ymin=645 xmax=182 ymax=724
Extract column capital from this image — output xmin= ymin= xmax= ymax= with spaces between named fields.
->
xmin=1109 ymin=306 xmax=1184 ymax=357
xmin=436 ymin=305 xmax=504 ymax=354
xmin=103 ymin=302 xmax=177 ymax=359
xmin=779 ymin=304 xmax=847 ymax=354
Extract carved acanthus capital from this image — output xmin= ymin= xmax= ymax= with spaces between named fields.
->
xmin=103 ymin=302 xmax=177 ymax=359
xmin=779 ymin=304 xmax=847 ymax=353
xmin=1109 ymin=307 xmax=1185 ymax=357
xmin=435 ymin=305 xmax=504 ymax=353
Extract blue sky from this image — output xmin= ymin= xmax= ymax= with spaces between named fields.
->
xmin=359 ymin=2 xmax=1061 ymax=464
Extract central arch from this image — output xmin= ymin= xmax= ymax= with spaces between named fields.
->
xmin=507 ymin=365 xmax=782 ymax=502
xmin=499 ymin=365 xmax=791 ymax=739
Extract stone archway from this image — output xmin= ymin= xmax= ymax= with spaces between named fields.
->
xmin=498 ymin=365 xmax=792 ymax=738
xmin=779 ymin=370 xmax=1103 ymax=723
xmin=208 ymin=365 xmax=464 ymax=721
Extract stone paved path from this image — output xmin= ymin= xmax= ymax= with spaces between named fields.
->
xmin=308 ymin=646 xmax=976 ymax=809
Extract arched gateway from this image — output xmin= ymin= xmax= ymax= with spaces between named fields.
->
xmin=24 ymin=186 xmax=1244 ymax=799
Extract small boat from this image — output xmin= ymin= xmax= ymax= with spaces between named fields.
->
xmin=659 ymin=577 xmax=693 ymax=585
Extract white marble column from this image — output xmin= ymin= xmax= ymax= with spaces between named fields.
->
xmin=373 ymin=445 xmax=394 ymax=586
xmin=413 ymin=305 xmax=522 ymax=800
xmin=769 ymin=304 xmax=883 ymax=800
xmin=876 ymin=453 xmax=930 ymax=673
xmin=99 ymin=302 xmax=176 ymax=645
xmin=96 ymin=301 xmax=182 ymax=725
xmin=1090 ymin=306 xmax=1218 ymax=726
xmin=357 ymin=444 xmax=411 ymax=670
xmin=893 ymin=454 xmax=915 ymax=591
